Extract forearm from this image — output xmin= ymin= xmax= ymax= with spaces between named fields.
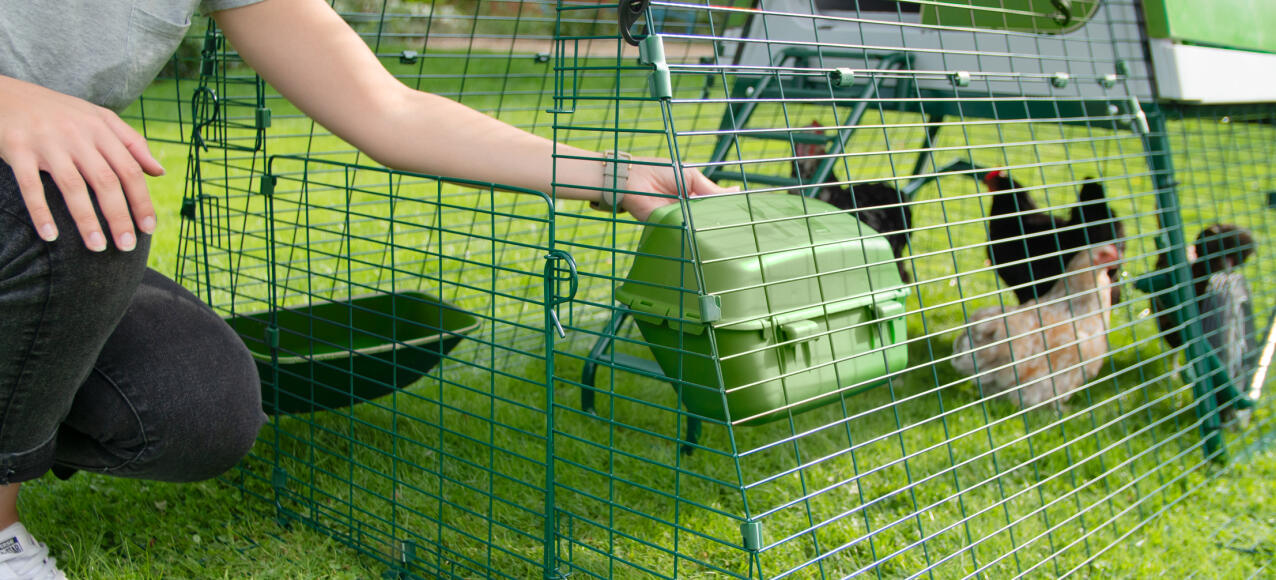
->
xmin=366 ymin=90 xmax=609 ymax=200
xmin=215 ymin=0 xmax=727 ymax=220
xmin=215 ymin=0 xmax=611 ymax=201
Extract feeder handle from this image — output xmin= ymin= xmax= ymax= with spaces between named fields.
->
xmin=619 ymin=0 xmax=649 ymax=46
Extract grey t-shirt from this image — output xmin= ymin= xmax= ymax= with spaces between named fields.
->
xmin=1 ymin=0 xmax=266 ymax=112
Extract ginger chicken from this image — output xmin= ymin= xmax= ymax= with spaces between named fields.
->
xmin=951 ymin=244 xmax=1120 ymax=410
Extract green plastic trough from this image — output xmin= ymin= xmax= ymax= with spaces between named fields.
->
xmin=226 ymin=292 xmax=480 ymax=414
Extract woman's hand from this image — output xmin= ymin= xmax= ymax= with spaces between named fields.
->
xmin=622 ymin=157 xmax=736 ymax=221
xmin=0 ymin=75 xmax=164 ymax=251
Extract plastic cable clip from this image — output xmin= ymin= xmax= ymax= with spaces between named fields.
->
xmin=591 ymin=150 xmax=632 ymax=212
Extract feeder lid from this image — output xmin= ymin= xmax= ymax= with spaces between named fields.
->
xmin=616 ymin=194 xmax=908 ymax=330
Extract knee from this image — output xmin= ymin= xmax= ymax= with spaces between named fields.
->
xmin=78 ymin=321 xmax=265 ymax=483
xmin=58 ymin=346 xmax=265 ymax=482
xmin=156 ymin=344 xmax=266 ymax=482
xmin=200 ymin=352 xmax=267 ymax=479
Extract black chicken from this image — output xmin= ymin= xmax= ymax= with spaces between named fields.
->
xmin=791 ymin=122 xmax=913 ymax=283
xmin=1150 ymin=224 xmax=1257 ymax=422
xmin=983 ymin=170 xmax=1125 ymax=304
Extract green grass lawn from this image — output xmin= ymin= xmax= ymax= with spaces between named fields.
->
xmin=17 ymin=74 xmax=1276 ymax=578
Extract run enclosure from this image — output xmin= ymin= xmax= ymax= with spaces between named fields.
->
xmin=141 ymin=0 xmax=1276 ymax=577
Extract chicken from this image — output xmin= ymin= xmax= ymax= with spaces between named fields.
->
xmin=1150 ymin=224 xmax=1257 ymax=423
xmin=791 ymin=121 xmax=913 ymax=282
xmin=983 ymin=171 xmax=1125 ymax=304
xmin=951 ymin=244 xmax=1120 ymax=410
xmin=1152 ymin=224 xmax=1256 ymax=349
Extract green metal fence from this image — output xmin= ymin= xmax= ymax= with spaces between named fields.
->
xmin=173 ymin=0 xmax=1276 ymax=577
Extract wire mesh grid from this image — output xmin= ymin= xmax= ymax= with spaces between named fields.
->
xmin=171 ymin=0 xmax=1276 ymax=578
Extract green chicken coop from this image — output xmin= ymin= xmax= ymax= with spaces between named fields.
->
xmin=131 ymin=0 xmax=1276 ymax=576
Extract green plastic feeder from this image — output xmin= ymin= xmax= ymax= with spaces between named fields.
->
xmin=616 ymin=194 xmax=910 ymax=425
xmin=226 ymin=291 xmax=480 ymax=414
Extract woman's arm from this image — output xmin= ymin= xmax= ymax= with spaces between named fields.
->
xmin=212 ymin=0 xmax=729 ymax=220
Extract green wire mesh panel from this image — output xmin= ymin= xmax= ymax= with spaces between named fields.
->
xmin=548 ymin=0 xmax=1274 ymax=578
xmin=184 ymin=153 xmax=563 ymax=577
xmin=1160 ymin=104 xmax=1276 ymax=455
xmin=176 ymin=5 xmax=574 ymax=575
xmin=173 ymin=0 xmax=1276 ymax=577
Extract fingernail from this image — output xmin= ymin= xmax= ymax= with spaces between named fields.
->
xmin=139 ymin=215 xmax=156 ymax=234
xmin=118 ymin=232 xmax=136 ymax=252
xmin=87 ymin=232 xmax=107 ymax=252
xmin=37 ymin=223 xmax=58 ymax=242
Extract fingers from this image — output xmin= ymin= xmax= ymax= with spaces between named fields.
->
xmin=8 ymin=153 xmax=58 ymax=242
xmin=72 ymin=142 xmax=137 ymax=252
xmin=0 ymin=78 xmax=162 ymax=251
xmin=105 ymin=113 xmax=165 ymax=177
xmin=29 ymin=126 xmax=155 ymax=252
xmin=44 ymin=153 xmax=108 ymax=251
xmin=98 ymin=132 xmax=157 ymax=236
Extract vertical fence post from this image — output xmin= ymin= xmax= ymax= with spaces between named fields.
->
xmin=543 ymin=249 xmax=575 ymax=579
xmin=1140 ymin=104 xmax=1226 ymax=461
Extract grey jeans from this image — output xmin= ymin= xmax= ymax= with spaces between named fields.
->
xmin=0 ymin=161 xmax=265 ymax=484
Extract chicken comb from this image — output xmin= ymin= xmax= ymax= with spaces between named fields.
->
xmin=794 ymin=120 xmax=826 ymax=160
xmin=983 ymin=170 xmax=1005 ymax=188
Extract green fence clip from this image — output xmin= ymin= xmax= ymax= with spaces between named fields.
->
xmin=401 ymin=540 xmax=417 ymax=565
xmin=829 ymin=67 xmax=855 ymax=87
xmin=399 ymin=50 xmax=419 ymax=65
xmin=1128 ymin=98 xmax=1150 ymax=135
xmin=741 ymin=521 xmax=763 ymax=551
xmin=180 ymin=197 xmax=197 ymax=221
xmin=639 ymin=35 xmax=672 ymax=99
xmin=265 ymin=325 xmax=280 ymax=349
xmin=271 ymin=467 xmax=287 ymax=490
xmin=256 ymin=107 xmax=272 ymax=129
xmin=1051 ymin=72 xmax=1070 ymax=88
xmin=699 ymin=294 xmax=722 ymax=323
xmin=200 ymin=33 xmax=219 ymax=77
xmin=951 ymin=71 xmax=971 ymax=87
xmin=260 ymin=174 xmax=276 ymax=196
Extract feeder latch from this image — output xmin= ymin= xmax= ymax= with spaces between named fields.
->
xmin=872 ymin=300 xmax=906 ymax=348
xmin=619 ymin=0 xmax=649 ymax=46
xmin=778 ymin=319 xmax=822 ymax=371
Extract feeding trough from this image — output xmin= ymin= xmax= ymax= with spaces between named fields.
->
xmin=226 ymin=291 xmax=480 ymax=414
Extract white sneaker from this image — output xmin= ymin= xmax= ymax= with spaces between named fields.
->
xmin=0 ymin=523 xmax=66 ymax=580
